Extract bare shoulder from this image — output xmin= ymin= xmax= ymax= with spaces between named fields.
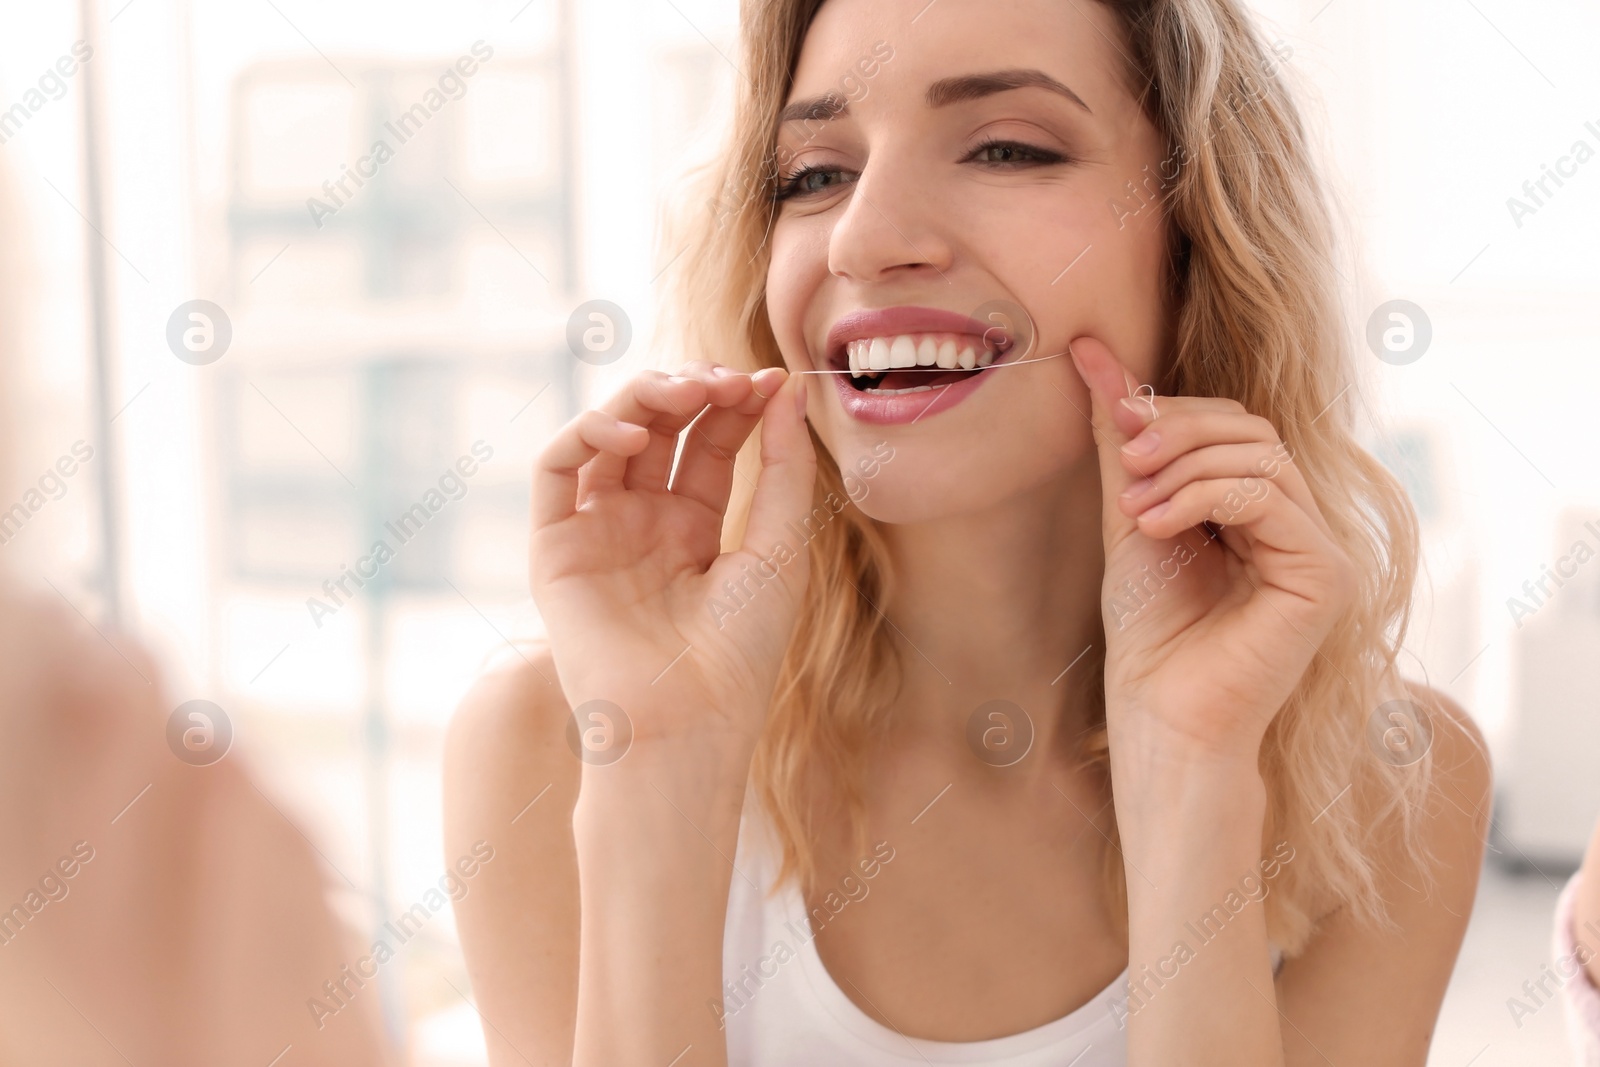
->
xmin=442 ymin=639 xmax=579 ymax=862
xmin=1274 ymin=683 xmax=1492 ymax=1065
xmin=1351 ymin=679 xmax=1493 ymax=911
xmin=442 ymin=642 xmax=580 ymax=1067
xmin=1369 ymin=681 xmax=1493 ymax=920
xmin=444 ymin=642 xmax=575 ymax=807
xmin=1402 ymin=679 xmax=1494 ymax=836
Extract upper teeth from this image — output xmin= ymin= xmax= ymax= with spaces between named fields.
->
xmin=844 ymin=333 xmax=997 ymax=378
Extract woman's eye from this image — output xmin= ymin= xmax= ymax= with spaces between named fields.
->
xmin=774 ymin=166 xmax=856 ymax=202
xmin=966 ymin=140 xmax=1067 ymax=167
xmin=773 ymin=140 xmax=1066 ymax=202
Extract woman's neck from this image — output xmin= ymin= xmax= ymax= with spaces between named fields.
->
xmin=874 ymin=461 xmax=1106 ymax=770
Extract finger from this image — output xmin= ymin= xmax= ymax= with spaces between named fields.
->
xmin=532 ymin=408 xmax=650 ymax=529
xmin=1113 ymin=392 xmax=1244 ymax=431
xmin=1067 ymin=335 xmax=1152 ymax=546
xmin=1117 ymin=440 xmax=1319 ymax=529
xmin=1116 ymin=402 xmax=1275 ymax=464
xmin=579 ymin=370 xmax=708 ymax=493
xmin=1130 ymin=473 xmax=1325 ymax=561
xmin=620 ymin=362 xmax=767 ymax=492
xmin=1134 ymin=473 xmax=1351 ymax=625
xmin=738 ymin=371 xmax=816 ymax=596
xmin=1113 ymin=406 xmax=1324 ymax=543
xmin=671 ymin=367 xmax=788 ymax=515
xmin=674 ymin=358 xmax=763 ymax=411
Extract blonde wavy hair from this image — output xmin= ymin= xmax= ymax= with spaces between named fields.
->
xmin=658 ymin=0 xmax=1445 ymax=956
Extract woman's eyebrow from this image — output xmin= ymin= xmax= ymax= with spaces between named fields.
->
xmin=778 ymin=92 xmax=849 ymax=125
xmin=925 ymin=69 xmax=1092 ymax=114
xmin=777 ymin=68 xmax=1092 ymax=126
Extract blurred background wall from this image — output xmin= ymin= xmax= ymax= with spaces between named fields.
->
xmin=0 ymin=0 xmax=1596 ymax=1062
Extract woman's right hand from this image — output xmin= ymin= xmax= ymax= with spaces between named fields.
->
xmin=529 ymin=360 xmax=816 ymax=760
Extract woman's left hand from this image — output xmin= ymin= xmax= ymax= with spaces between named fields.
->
xmin=1069 ymin=335 xmax=1357 ymax=764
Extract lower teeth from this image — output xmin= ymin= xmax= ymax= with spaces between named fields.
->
xmin=867 ymin=383 xmax=941 ymax=396
xmin=858 ymin=370 xmax=984 ymax=395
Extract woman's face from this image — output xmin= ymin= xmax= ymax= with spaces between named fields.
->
xmin=765 ymin=0 xmax=1176 ymax=523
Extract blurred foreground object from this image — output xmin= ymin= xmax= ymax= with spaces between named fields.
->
xmin=0 ymin=578 xmax=397 ymax=1066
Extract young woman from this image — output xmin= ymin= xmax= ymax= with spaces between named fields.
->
xmin=443 ymin=0 xmax=1493 ymax=1063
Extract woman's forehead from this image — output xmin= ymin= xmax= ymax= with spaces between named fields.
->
xmin=787 ymin=0 xmax=1131 ymax=112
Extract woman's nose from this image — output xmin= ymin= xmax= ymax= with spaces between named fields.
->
xmin=825 ymin=153 xmax=955 ymax=283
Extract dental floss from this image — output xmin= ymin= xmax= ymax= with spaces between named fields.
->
xmin=793 ymin=349 xmax=1074 ymax=374
xmin=1131 ymin=382 xmax=1159 ymax=420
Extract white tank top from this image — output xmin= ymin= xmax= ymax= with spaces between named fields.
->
xmin=720 ymin=795 xmax=1283 ymax=1066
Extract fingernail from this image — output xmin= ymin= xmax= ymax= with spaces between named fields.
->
xmin=1119 ymin=478 xmax=1155 ymax=500
xmin=1142 ymin=501 xmax=1172 ymax=521
xmin=1121 ymin=431 xmax=1159 ymax=456
xmin=711 ymin=365 xmax=737 ymax=378
xmin=1119 ymin=396 xmax=1154 ymax=421
xmin=666 ymin=374 xmax=692 ymax=384
xmin=751 ymin=366 xmax=786 ymax=398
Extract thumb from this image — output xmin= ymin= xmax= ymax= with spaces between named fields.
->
xmin=1068 ymin=336 xmax=1160 ymax=547
xmin=739 ymin=371 xmax=818 ymax=592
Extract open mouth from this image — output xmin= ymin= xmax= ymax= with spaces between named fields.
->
xmin=833 ymin=331 xmax=1014 ymax=394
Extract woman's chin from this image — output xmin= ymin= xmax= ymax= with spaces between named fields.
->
xmin=836 ymin=471 xmax=1016 ymax=526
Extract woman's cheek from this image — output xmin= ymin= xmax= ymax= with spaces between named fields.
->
xmin=1016 ymin=199 xmax=1170 ymax=383
xmin=968 ymin=209 xmax=1083 ymax=291
xmin=974 ymin=198 xmax=1104 ymax=335
xmin=764 ymin=239 xmax=810 ymax=367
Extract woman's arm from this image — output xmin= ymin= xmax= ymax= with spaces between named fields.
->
xmin=443 ymin=650 xmax=580 ymax=1067
xmin=448 ymin=360 xmax=813 ymax=1067
xmin=1112 ymin=687 xmax=1489 ymax=1067
xmin=444 ymin=649 xmax=759 ymax=1067
xmin=1071 ymin=338 xmax=1491 ymax=1063
xmin=445 ymin=651 xmax=765 ymax=1067
xmin=1111 ymin=734 xmax=1279 ymax=1063
xmin=1111 ymin=685 xmax=1489 ymax=1065
xmin=571 ymin=728 xmax=755 ymax=1066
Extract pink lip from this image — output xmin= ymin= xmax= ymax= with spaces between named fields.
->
xmin=822 ymin=305 xmax=1014 ymax=426
xmin=828 ymin=365 xmax=1000 ymax=425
